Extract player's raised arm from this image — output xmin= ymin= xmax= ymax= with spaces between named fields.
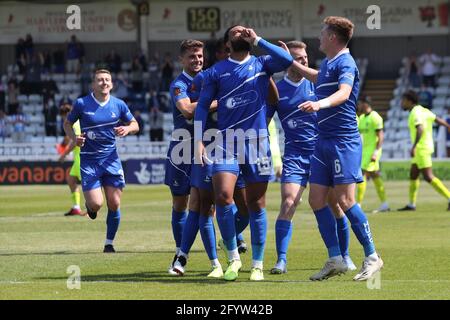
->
xmin=240 ymin=28 xmax=293 ymax=71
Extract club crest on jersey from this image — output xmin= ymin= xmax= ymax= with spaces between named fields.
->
xmin=287 ymin=119 xmax=298 ymax=129
xmin=111 ymin=112 xmax=117 ymax=118
xmin=86 ymin=131 xmax=96 ymax=140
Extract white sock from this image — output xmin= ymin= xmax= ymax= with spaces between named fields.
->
xmin=211 ymin=259 xmax=220 ymax=267
xmin=252 ymin=260 xmax=263 ymax=270
xmin=408 ymin=203 xmax=416 ymax=207
xmin=368 ymin=252 xmax=378 ymax=260
xmin=227 ymin=248 xmax=240 ymax=261
xmin=330 ymin=255 xmax=343 ymax=261
xmin=175 ymin=247 xmax=180 ymax=256
xmin=105 ymin=239 xmax=114 ymax=246
xmin=72 ymin=205 xmax=80 ymax=210
xmin=179 ymin=251 xmax=188 ymax=259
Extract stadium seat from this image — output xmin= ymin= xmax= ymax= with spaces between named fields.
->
xmin=43 ymin=136 xmax=57 ymax=143
xmin=51 ymin=73 xmax=65 ymax=82
xmin=29 ymin=94 xmax=42 ymax=104
xmin=435 ymin=86 xmax=449 ymax=97
xmin=30 ymin=136 xmax=44 ymax=143
xmin=433 ymin=97 xmax=447 ymax=109
xmin=437 ymin=76 xmax=450 ymax=86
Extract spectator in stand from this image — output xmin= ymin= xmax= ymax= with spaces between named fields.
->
xmin=0 ymin=110 xmax=9 ymax=141
xmin=105 ymin=49 xmax=122 ymax=74
xmin=7 ymin=79 xmax=19 ymax=115
xmin=148 ymin=53 xmax=160 ymax=91
xmin=9 ymin=106 xmax=27 ymax=142
xmin=205 ymin=31 xmax=218 ymax=68
xmin=160 ymin=52 xmax=174 ymax=91
xmin=40 ymin=51 xmax=52 ymax=75
xmin=66 ymin=35 xmax=83 ymax=74
xmin=130 ymin=57 xmax=144 ymax=92
xmin=15 ymin=38 xmax=27 ymax=75
xmin=23 ymin=53 xmax=42 ymax=94
xmin=419 ymin=48 xmax=440 ymax=88
xmin=149 ymin=105 xmax=164 ymax=141
xmin=136 ymin=49 xmax=148 ymax=71
xmin=113 ymin=72 xmax=131 ymax=101
xmin=0 ymin=79 xmax=5 ymax=112
xmin=79 ymin=57 xmax=92 ymax=96
xmin=417 ymin=84 xmax=433 ymax=109
xmin=53 ymin=49 xmax=66 ymax=73
xmin=133 ymin=110 xmax=144 ymax=137
xmin=24 ymin=34 xmax=34 ymax=61
xmin=407 ymin=54 xmax=421 ymax=88
xmin=43 ymin=94 xmax=58 ymax=136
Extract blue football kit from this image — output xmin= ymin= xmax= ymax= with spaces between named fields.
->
xmin=164 ymin=71 xmax=198 ymax=196
xmin=67 ymin=93 xmax=134 ymax=192
xmin=309 ymin=49 xmax=363 ymax=187
xmin=268 ymin=75 xmax=318 ymax=187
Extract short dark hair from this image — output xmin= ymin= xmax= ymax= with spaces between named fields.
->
xmin=223 ymin=25 xmax=239 ymax=44
xmin=323 ymin=16 xmax=354 ymax=45
xmin=402 ymin=90 xmax=419 ymax=105
xmin=59 ymin=103 xmax=72 ymax=116
xmin=358 ymin=94 xmax=372 ymax=105
xmin=286 ymin=41 xmax=307 ymax=50
xmin=180 ymin=39 xmax=204 ymax=55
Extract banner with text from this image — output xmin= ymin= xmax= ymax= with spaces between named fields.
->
xmin=147 ymin=0 xmax=296 ymax=41
xmin=0 ymin=2 xmax=137 ymax=44
xmin=301 ymin=0 xmax=449 ymax=37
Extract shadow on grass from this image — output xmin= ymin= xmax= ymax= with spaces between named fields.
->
xmin=0 ymin=250 xmax=181 ymax=257
xmin=36 ymin=271 xmax=229 ymax=285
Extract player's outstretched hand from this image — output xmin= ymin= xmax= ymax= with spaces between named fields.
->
xmin=299 ymin=100 xmax=320 ymax=113
xmin=114 ymin=126 xmax=130 ymax=137
xmin=278 ymin=41 xmax=289 ymax=52
xmin=241 ymin=28 xmax=258 ymax=44
xmin=76 ymin=133 xmax=86 ymax=147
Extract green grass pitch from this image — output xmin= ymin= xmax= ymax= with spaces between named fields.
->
xmin=0 ymin=181 xmax=449 ymax=300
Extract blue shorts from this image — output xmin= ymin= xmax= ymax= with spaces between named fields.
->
xmin=235 ymin=173 xmax=246 ymax=189
xmin=80 ymin=155 xmax=125 ymax=192
xmin=309 ymin=136 xmax=363 ymax=187
xmin=281 ymin=154 xmax=312 ymax=187
xmin=191 ymin=163 xmax=212 ymax=190
xmin=164 ymin=140 xmax=192 ymax=196
xmin=212 ymin=137 xmax=273 ymax=184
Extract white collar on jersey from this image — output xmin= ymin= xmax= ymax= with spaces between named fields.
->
xmin=327 ymin=48 xmax=350 ymax=65
xmin=91 ymin=92 xmax=110 ymax=107
xmin=284 ymin=74 xmax=305 ymax=87
xmin=228 ymin=55 xmax=251 ymax=65
xmin=182 ymin=70 xmax=194 ymax=81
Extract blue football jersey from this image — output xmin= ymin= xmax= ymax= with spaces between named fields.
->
xmin=315 ymin=49 xmax=360 ymax=138
xmin=192 ymin=70 xmax=218 ymax=132
xmin=67 ymin=93 xmax=134 ymax=160
xmin=169 ymin=71 xmax=200 ymax=138
xmin=269 ymin=76 xmax=318 ymax=155
xmin=201 ymin=55 xmax=288 ymax=140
